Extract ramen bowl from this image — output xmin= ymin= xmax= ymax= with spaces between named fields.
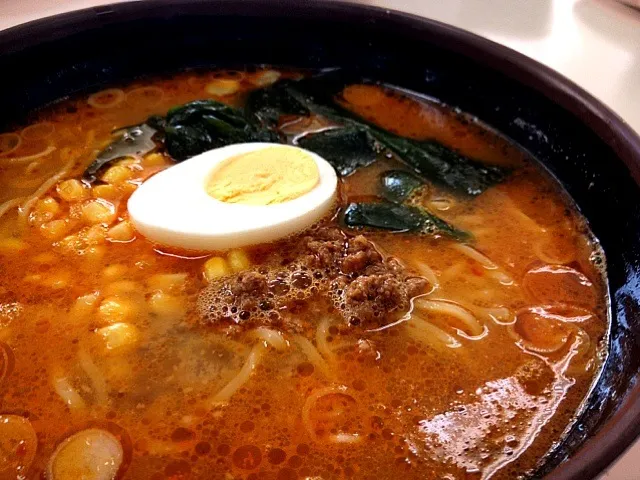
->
xmin=0 ymin=1 xmax=638 ymax=479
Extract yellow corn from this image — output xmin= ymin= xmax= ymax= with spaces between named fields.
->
xmin=148 ymin=291 xmax=184 ymax=318
xmin=227 ymin=249 xmax=251 ymax=273
xmin=98 ymin=296 xmax=139 ymax=324
xmin=57 ymin=179 xmax=88 ymax=202
xmin=101 ymin=165 xmax=133 ymax=184
xmin=205 ymin=78 xmax=240 ymax=96
xmin=82 ymin=199 xmax=116 ymax=225
xmin=81 ymin=224 xmax=107 ymax=245
xmin=83 ymin=245 xmax=106 ymax=263
xmin=31 ymin=196 xmax=60 ymax=224
xmin=102 ymin=264 xmax=128 ymax=281
xmin=40 ymin=219 xmax=69 ymax=240
xmin=147 ymin=273 xmax=187 ymax=293
xmin=92 ymin=184 xmax=121 ymax=201
xmin=251 ymin=70 xmax=281 ymax=87
xmin=70 ymin=292 xmax=101 ymax=320
xmin=97 ymin=322 xmax=140 ymax=354
xmin=203 ymin=256 xmax=231 ymax=282
xmin=142 ymin=153 xmax=166 ymax=167
xmin=0 ymin=237 xmax=28 ymax=254
xmin=107 ymin=220 xmax=135 ymax=242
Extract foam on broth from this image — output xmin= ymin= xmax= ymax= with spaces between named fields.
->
xmin=0 ymin=69 xmax=608 ymax=479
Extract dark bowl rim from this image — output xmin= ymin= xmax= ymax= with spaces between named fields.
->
xmin=1 ymin=1 xmax=640 ymax=478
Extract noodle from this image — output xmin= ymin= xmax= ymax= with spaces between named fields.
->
xmin=77 ymin=349 xmax=108 ymax=406
xmin=52 ymin=375 xmax=87 ymax=411
xmin=21 ymin=122 xmax=55 ymax=140
xmin=1 ymin=145 xmax=56 ymax=166
xmin=315 ymin=317 xmax=336 ymax=363
xmin=413 ymin=262 xmax=439 ymax=293
xmin=211 ymin=343 xmax=265 ymax=405
xmin=533 ymin=237 xmax=576 ymax=265
xmin=477 ymin=306 xmax=515 ymax=325
xmin=452 ymin=244 xmax=514 ymax=285
xmin=406 ymin=314 xmax=461 ymax=349
xmin=301 ymin=385 xmax=362 ymax=444
xmin=292 ymin=335 xmax=334 ymax=379
xmin=253 ymin=327 xmax=288 ymax=351
xmin=414 ymin=299 xmax=484 ymax=337
xmin=88 ymin=88 xmax=125 ymax=109
xmin=0 ymin=132 xmax=22 ymax=156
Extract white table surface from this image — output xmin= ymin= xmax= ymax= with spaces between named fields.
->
xmin=1 ymin=0 xmax=639 ymax=478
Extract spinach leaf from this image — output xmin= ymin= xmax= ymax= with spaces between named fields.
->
xmin=83 ymin=123 xmax=157 ymax=183
xmin=283 ymin=76 xmax=507 ymax=195
xmin=343 ymin=202 xmax=470 ymax=241
xmin=245 ymin=82 xmax=309 ymax=127
xmin=161 ymin=100 xmax=278 ymax=161
xmin=296 ymin=127 xmax=377 ymax=176
xmin=373 ymin=130 xmax=506 ymax=196
xmin=380 ymin=170 xmax=423 ymax=203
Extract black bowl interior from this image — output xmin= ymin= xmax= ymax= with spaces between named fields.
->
xmin=1 ymin=1 xmax=639 ymax=478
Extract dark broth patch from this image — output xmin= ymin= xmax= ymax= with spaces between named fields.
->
xmin=0 ymin=69 xmax=607 ymax=479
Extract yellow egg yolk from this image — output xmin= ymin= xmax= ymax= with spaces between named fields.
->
xmin=206 ymin=145 xmax=320 ymax=205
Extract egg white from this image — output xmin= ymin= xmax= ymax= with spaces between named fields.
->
xmin=128 ymin=143 xmax=337 ymax=251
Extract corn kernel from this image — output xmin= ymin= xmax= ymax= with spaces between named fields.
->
xmin=82 ymin=199 xmax=117 ymax=225
xmin=31 ymin=196 xmax=60 ymax=224
xmin=205 ymin=78 xmax=240 ymax=96
xmin=0 ymin=237 xmax=28 ymax=254
xmin=107 ymin=220 xmax=135 ymax=242
xmin=118 ymin=181 xmax=138 ymax=196
xmin=92 ymin=184 xmax=120 ymax=201
xmin=147 ymin=273 xmax=187 ymax=293
xmin=45 ymin=271 xmax=70 ymax=289
xmin=36 ymin=196 xmax=60 ymax=216
xmin=142 ymin=152 xmax=166 ymax=167
xmin=83 ymin=245 xmax=106 ymax=263
xmin=70 ymin=292 xmax=101 ymax=320
xmin=203 ymin=257 xmax=231 ymax=282
xmin=251 ymin=70 xmax=281 ymax=87
xmin=57 ymin=179 xmax=88 ymax=202
xmin=40 ymin=219 xmax=69 ymax=240
xmin=97 ymin=322 xmax=140 ymax=354
xmin=101 ymin=165 xmax=133 ymax=184
xmin=98 ymin=296 xmax=139 ymax=324
xmin=102 ymin=264 xmax=128 ymax=281
xmin=81 ymin=224 xmax=107 ymax=245
xmin=115 ymin=157 xmax=140 ymax=167
xmin=227 ymin=249 xmax=251 ymax=273
xmin=149 ymin=291 xmax=184 ymax=319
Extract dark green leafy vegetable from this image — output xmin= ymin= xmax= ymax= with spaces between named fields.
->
xmin=245 ymin=82 xmax=309 ymax=127
xmin=343 ymin=202 xmax=470 ymax=240
xmin=161 ymin=100 xmax=277 ymax=161
xmin=296 ymin=127 xmax=377 ymax=176
xmin=83 ymin=124 xmax=157 ymax=183
xmin=380 ymin=170 xmax=423 ymax=203
xmin=282 ymin=76 xmax=507 ymax=195
xmin=373 ymin=130 xmax=506 ymax=196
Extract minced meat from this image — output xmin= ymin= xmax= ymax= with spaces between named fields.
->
xmin=197 ymin=226 xmax=428 ymax=331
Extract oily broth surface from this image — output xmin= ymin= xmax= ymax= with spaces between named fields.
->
xmin=0 ymin=70 xmax=607 ymax=479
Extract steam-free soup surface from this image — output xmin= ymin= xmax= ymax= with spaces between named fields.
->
xmin=0 ymin=69 xmax=608 ymax=479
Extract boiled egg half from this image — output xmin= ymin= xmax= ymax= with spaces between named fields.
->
xmin=128 ymin=143 xmax=337 ymax=251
